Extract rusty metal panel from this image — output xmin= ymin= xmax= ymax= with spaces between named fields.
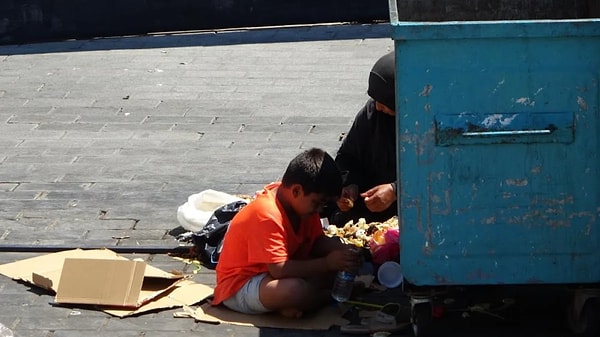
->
xmin=392 ymin=19 xmax=600 ymax=286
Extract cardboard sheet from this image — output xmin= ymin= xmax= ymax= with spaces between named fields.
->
xmin=0 ymin=249 xmax=124 ymax=289
xmin=0 ymin=249 xmax=214 ymax=317
xmin=0 ymin=248 xmax=354 ymax=326
xmin=105 ymin=279 xmax=214 ymax=317
xmin=175 ymin=302 xmax=349 ymax=330
xmin=55 ymin=258 xmax=147 ymax=307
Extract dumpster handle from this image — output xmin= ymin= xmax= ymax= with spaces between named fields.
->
xmin=462 ymin=129 xmax=552 ymax=137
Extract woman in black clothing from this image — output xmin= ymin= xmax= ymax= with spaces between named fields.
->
xmin=330 ymin=51 xmax=398 ymax=227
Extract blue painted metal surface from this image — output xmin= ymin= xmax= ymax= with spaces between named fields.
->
xmin=391 ymin=19 xmax=600 ymax=286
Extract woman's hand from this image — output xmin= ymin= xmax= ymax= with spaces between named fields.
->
xmin=361 ymin=183 xmax=397 ymax=212
xmin=336 ymin=184 xmax=359 ymax=212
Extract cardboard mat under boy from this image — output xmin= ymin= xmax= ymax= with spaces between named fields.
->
xmin=0 ymin=248 xmax=350 ymax=330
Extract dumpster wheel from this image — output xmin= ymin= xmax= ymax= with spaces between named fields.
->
xmin=567 ymin=295 xmax=600 ymax=337
xmin=411 ymin=302 xmax=433 ymax=337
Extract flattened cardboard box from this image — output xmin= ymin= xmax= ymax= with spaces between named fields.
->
xmin=56 ymin=258 xmax=147 ymax=307
xmin=0 ymin=248 xmax=214 ymax=317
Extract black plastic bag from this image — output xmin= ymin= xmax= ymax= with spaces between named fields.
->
xmin=191 ymin=200 xmax=247 ymax=269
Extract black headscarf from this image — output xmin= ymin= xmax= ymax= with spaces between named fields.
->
xmin=367 ymin=51 xmax=396 ymax=111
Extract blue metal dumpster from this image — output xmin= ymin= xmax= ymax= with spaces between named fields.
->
xmin=389 ymin=2 xmax=600 ymax=335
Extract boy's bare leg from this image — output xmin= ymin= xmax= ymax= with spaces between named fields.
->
xmin=258 ymin=274 xmax=331 ymax=318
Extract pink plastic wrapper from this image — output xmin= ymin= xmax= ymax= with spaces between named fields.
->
xmin=369 ymin=228 xmax=400 ymax=265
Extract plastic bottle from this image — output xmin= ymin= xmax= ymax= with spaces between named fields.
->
xmin=331 ymin=271 xmax=355 ymax=302
xmin=0 ymin=323 xmax=14 ymax=337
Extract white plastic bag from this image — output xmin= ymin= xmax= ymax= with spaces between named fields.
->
xmin=176 ymin=189 xmax=244 ymax=232
xmin=0 ymin=323 xmax=14 ymax=337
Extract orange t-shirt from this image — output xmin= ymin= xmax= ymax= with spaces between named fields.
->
xmin=212 ymin=182 xmax=324 ymax=306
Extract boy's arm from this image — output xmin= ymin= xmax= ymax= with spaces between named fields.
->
xmin=266 ymin=257 xmax=329 ymax=280
xmin=266 ymin=236 xmax=359 ymax=279
xmin=310 ymin=235 xmax=346 ymax=258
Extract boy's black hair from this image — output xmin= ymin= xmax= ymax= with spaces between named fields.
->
xmin=281 ymin=148 xmax=342 ymax=198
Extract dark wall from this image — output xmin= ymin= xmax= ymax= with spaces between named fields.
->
xmin=394 ymin=0 xmax=597 ymax=21
xmin=1 ymin=0 xmax=598 ymax=45
xmin=0 ymin=0 xmax=390 ymax=45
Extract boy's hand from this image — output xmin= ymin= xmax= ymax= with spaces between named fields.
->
xmin=361 ymin=183 xmax=397 ymax=212
xmin=325 ymin=245 xmax=361 ymax=273
xmin=336 ymin=184 xmax=359 ymax=212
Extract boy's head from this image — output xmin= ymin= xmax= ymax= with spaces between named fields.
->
xmin=281 ymin=148 xmax=342 ymax=216
xmin=367 ymin=51 xmax=396 ymax=116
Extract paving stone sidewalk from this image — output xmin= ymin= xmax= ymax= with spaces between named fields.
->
xmin=0 ymin=22 xmax=582 ymax=337
xmin=0 ymin=23 xmax=395 ymax=337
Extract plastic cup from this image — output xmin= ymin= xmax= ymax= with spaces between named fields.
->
xmin=377 ymin=261 xmax=403 ymax=288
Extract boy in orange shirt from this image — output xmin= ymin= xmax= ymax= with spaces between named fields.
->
xmin=212 ymin=148 xmax=361 ymax=318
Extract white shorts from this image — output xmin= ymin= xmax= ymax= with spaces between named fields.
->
xmin=222 ymin=273 xmax=270 ymax=314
